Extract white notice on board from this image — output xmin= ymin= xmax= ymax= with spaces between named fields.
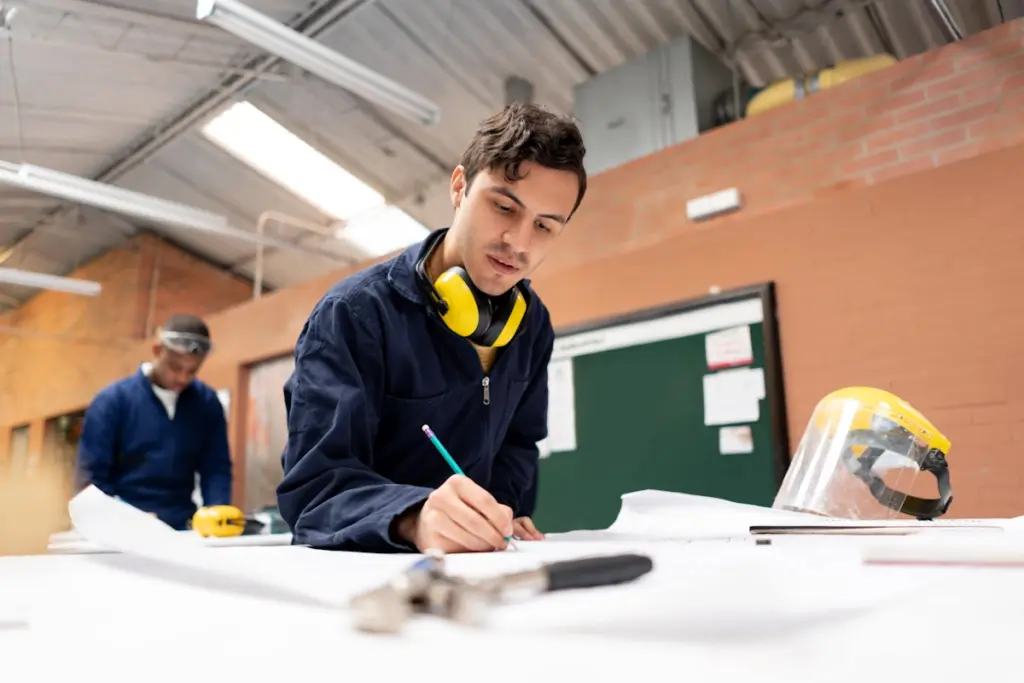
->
xmin=705 ymin=325 xmax=754 ymax=370
xmin=544 ymin=358 xmax=577 ymax=453
xmin=719 ymin=426 xmax=754 ymax=454
xmin=703 ymin=367 xmax=762 ymax=426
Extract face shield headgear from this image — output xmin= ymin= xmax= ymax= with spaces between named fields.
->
xmin=773 ymin=387 xmax=953 ymax=521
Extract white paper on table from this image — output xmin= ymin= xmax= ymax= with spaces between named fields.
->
xmin=67 ymin=486 xmax=338 ymax=608
xmin=863 ymin=532 xmax=1024 ymax=567
xmin=703 ymin=367 xmax=762 ymax=426
xmin=705 ymin=325 xmax=753 ymax=370
xmin=544 ymin=357 xmax=577 ymax=453
xmin=606 ymin=489 xmax=1018 ymax=539
xmin=719 ymin=425 xmax=754 ymax=454
xmin=754 ymin=518 xmax=1011 ymax=533
xmin=606 ymin=490 xmax=821 ymax=539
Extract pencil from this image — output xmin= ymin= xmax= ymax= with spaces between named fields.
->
xmin=421 ymin=424 xmax=465 ymax=476
xmin=421 ymin=424 xmax=514 ymax=546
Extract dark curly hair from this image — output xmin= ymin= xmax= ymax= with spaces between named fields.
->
xmin=459 ymin=103 xmax=588 ymax=218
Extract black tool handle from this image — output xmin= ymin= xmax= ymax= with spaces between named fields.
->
xmin=544 ymin=554 xmax=653 ymax=592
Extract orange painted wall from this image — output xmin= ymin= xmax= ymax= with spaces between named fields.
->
xmin=2 ymin=20 xmax=1023 ymax=515
xmin=0 ymin=233 xmax=252 ymax=459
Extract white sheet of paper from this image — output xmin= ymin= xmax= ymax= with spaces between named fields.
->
xmin=748 ymin=367 xmax=765 ymax=399
xmin=864 ymin=533 xmax=1024 ymax=566
xmin=544 ymin=357 xmax=577 ymax=453
xmin=607 ymin=490 xmax=821 ymax=539
xmin=703 ymin=367 xmax=761 ymax=426
xmin=705 ymin=325 xmax=753 ymax=370
xmin=67 ymin=486 xmax=337 ymax=608
xmin=719 ymin=425 xmax=754 ymax=454
xmin=606 ymin=489 xmax=1021 ymax=540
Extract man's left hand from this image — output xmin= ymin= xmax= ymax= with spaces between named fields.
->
xmin=512 ymin=517 xmax=545 ymax=541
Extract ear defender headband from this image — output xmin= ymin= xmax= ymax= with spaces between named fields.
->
xmin=414 ymin=231 xmax=529 ymax=348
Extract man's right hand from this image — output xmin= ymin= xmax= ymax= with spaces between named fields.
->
xmin=397 ymin=475 xmax=514 ymax=553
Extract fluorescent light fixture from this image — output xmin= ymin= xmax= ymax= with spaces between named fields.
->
xmin=195 ymin=0 xmax=441 ymax=126
xmin=202 ymin=102 xmax=383 ymax=221
xmin=0 ymin=268 xmax=102 ymax=297
xmin=0 ymin=161 xmax=230 ymax=233
xmin=203 ymin=101 xmax=428 ymax=257
xmin=0 ymin=159 xmax=344 ymax=257
xmin=335 ymin=205 xmax=429 ymax=258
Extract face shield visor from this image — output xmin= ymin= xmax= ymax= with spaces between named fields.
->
xmin=158 ymin=330 xmax=212 ymax=356
xmin=773 ymin=387 xmax=953 ymax=521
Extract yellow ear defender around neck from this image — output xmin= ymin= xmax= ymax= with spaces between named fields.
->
xmin=415 ymin=230 xmax=529 ymax=348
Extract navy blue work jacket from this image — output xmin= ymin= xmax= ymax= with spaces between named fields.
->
xmin=76 ymin=368 xmax=234 ymax=530
xmin=277 ymin=229 xmax=554 ymax=552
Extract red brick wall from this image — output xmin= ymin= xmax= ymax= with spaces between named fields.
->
xmin=0 ymin=233 xmax=252 ymax=431
xmin=538 ymin=143 xmax=1024 ymax=517
xmin=548 ymin=18 xmax=1024 ymax=270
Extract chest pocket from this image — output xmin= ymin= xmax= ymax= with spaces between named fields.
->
xmin=379 ymin=382 xmax=480 ymax=439
xmin=487 ymin=378 xmax=531 ymax=447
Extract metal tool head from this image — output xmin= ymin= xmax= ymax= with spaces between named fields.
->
xmin=349 ymin=584 xmax=413 ymax=634
xmin=416 ymin=576 xmax=492 ymax=626
xmin=445 ymin=583 xmax=491 ymax=626
xmin=348 ymin=549 xmax=449 ymax=633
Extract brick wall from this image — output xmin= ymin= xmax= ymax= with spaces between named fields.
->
xmin=0 ymin=233 xmax=252 ymax=429
xmin=536 ymin=143 xmax=1024 ymax=517
xmin=2 ymin=21 xmax=1023 ymax=514
xmin=548 ymin=18 xmax=1024 ymax=270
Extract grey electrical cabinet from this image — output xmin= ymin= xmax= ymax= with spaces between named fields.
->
xmin=573 ymin=34 xmax=735 ymax=177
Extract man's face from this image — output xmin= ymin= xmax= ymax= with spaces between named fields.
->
xmin=151 ymin=345 xmax=205 ymax=392
xmin=448 ymin=161 xmax=579 ymax=296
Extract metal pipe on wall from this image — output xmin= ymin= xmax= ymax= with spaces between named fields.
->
xmin=252 ymin=211 xmax=336 ymax=300
xmin=144 ymin=237 xmax=164 ymax=339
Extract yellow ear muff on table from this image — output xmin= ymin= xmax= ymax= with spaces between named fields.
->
xmin=191 ymin=505 xmax=246 ymax=538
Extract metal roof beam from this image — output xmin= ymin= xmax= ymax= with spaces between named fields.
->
xmin=20 ymin=0 xmax=228 ymax=40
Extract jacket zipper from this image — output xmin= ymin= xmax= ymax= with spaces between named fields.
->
xmin=482 ymin=376 xmax=490 ymax=405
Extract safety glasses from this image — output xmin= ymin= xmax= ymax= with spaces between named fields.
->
xmin=159 ymin=330 xmax=212 ymax=356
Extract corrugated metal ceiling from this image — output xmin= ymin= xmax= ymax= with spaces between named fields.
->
xmin=0 ymin=0 xmax=1018 ymax=310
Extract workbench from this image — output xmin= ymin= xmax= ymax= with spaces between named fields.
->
xmin=3 ymin=490 xmax=1021 ymax=682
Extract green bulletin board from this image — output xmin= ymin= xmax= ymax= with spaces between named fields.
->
xmin=532 ymin=283 xmax=791 ymax=533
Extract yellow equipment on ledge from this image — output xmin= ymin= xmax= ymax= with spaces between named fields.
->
xmin=746 ymin=54 xmax=898 ymax=117
xmin=191 ymin=505 xmax=246 ymax=538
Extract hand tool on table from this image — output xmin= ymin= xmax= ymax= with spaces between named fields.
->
xmin=348 ymin=549 xmax=654 ymax=633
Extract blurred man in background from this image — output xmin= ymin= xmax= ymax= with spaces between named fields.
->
xmin=77 ymin=314 xmax=233 ymax=530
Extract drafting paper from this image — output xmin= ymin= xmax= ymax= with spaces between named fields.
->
xmin=864 ymin=534 xmax=1024 ymax=566
xmin=67 ymin=486 xmax=333 ymax=608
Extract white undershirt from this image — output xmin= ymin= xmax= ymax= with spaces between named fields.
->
xmin=141 ymin=362 xmax=180 ymax=419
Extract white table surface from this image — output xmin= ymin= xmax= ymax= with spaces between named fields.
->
xmin=7 ymin=488 xmax=1024 ymax=682
xmin=3 ymin=529 xmax=1022 ymax=682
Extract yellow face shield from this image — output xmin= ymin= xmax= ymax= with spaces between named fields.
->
xmin=773 ymin=387 xmax=953 ymax=521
